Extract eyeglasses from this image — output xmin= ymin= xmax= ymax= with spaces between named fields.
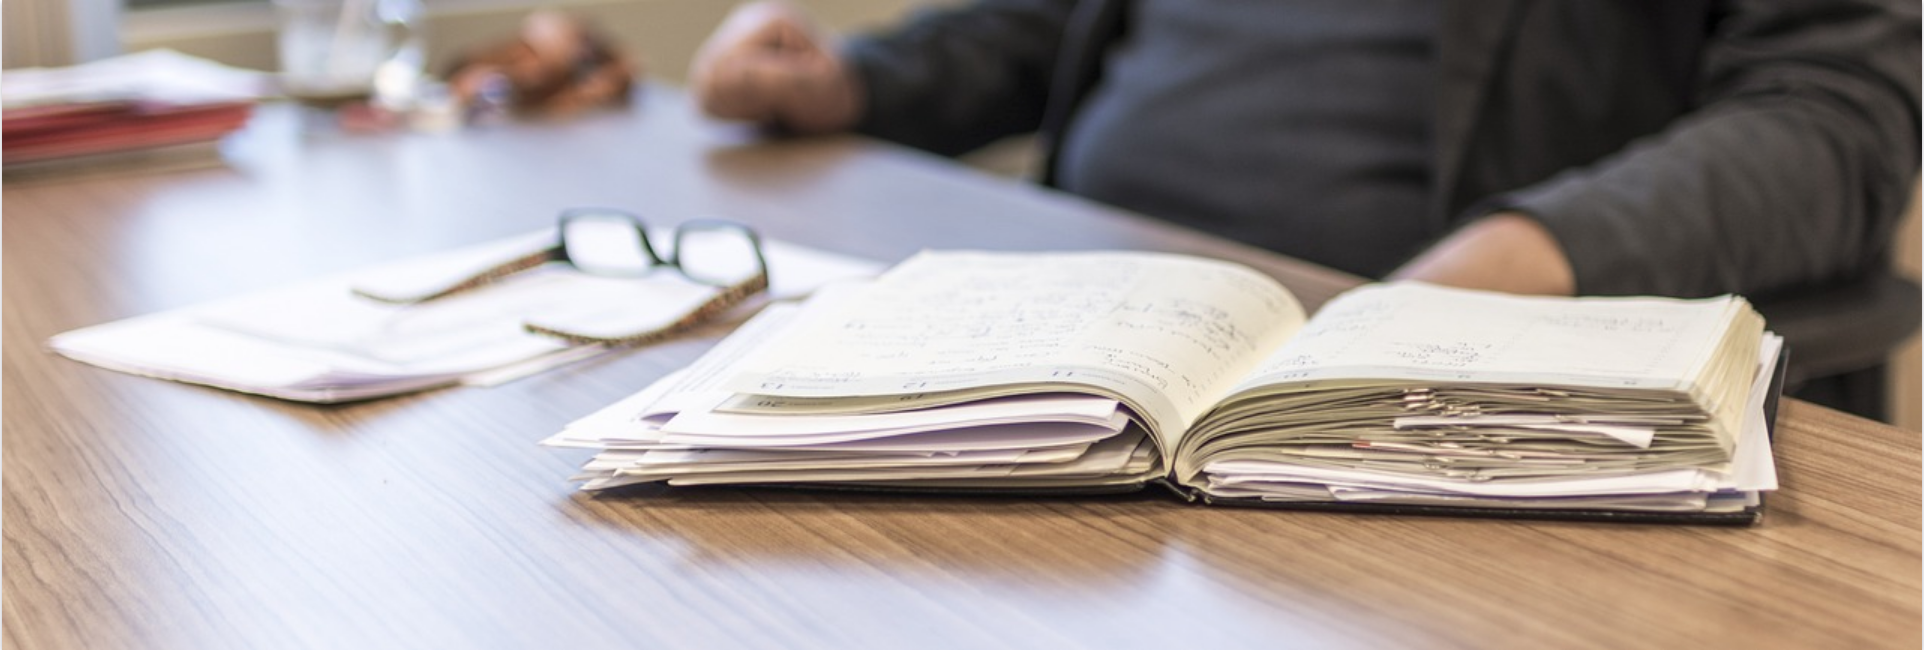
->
xmin=353 ymin=208 xmax=769 ymax=346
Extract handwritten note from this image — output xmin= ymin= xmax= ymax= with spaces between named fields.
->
xmin=727 ymin=251 xmax=1305 ymax=440
xmin=1239 ymin=283 xmax=1752 ymax=392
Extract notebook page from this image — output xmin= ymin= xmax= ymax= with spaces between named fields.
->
xmin=727 ymin=251 xmax=1307 ymax=442
xmin=1234 ymin=282 xmax=1743 ymax=392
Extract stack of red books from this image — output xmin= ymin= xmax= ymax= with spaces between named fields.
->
xmin=4 ymin=100 xmax=254 ymax=172
xmin=3 ymin=50 xmax=266 ymax=176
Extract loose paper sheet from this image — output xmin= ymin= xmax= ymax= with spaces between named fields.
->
xmin=49 ymin=229 xmax=882 ymax=402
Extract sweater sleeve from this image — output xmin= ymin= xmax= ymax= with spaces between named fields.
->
xmin=1489 ymin=0 xmax=1920 ymax=297
xmin=840 ymin=0 xmax=1079 ymax=157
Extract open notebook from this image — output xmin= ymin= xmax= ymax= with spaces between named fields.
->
xmin=50 ymin=230 xmax=882 ymax=402
xmin=547 ymin=251 xmax=1782 ymax=525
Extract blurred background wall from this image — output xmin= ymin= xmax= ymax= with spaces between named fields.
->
xmin=6 ymin=0 xmax=934 ymax=79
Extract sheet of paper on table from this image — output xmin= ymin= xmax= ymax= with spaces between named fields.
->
xmin=49 ymin=229 xmax=884 ymax=402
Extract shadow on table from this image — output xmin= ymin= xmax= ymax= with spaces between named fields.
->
xmin=555 ymin=477 xmax=1779 ymax=623
xmin=564 ymin=483 xmax=1182 ymax=588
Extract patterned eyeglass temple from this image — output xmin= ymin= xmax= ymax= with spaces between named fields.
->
xmin=524 ymin=268 xmax=769 ymax=346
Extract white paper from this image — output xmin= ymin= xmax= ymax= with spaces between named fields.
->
xmin=1729 ymin=334 xmax=1783 ymax=491
xmin=660 ymin=430 xmax=1148 ymax=486
xmin=728 ymin=250 xmax=1306 ymax=442
xmin=662 ymin=393 xmax=1120 ymax=437
xmin=596 ymin=444 xmax=1088 ymax=476
xmin=50 ymin=230 xmax=883 ymax=402
xmin=1393 ymin=414 xmax=1656 ymax=448
xmin=2 ymin=49 xmax=273 ymax=107
xmin=1201 ymin=333 xmax=1785 ymax=502
xmin=1238 ymin=282 xmax=1747 ymax=391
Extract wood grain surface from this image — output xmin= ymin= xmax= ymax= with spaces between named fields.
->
xmin=5 ymin=88 xmax=1918 ymax=650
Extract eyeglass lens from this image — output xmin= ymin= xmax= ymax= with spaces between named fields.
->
xmin=674 ymin=223 xmax=765 ymax=286
xmin=561 ymin=212 xmax=660 ymax=276
xmin=562 ymin=212 xmax=764 ymax=287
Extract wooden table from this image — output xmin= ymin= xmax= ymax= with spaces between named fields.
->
xmin=6 ymin=89 xmax=1918 ymax=650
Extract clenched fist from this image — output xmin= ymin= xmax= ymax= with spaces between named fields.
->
xmin=689 ymin=2 xmax=864 ymax=133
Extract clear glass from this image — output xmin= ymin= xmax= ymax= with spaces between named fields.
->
xmin=561 ymin=213 xmax=660 ymax=276
xmin=274 ymin=0 xmax=424 ymax=106
xmin=674 ymin=224 xmax=766 ymax=286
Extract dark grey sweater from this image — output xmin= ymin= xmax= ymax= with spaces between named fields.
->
xmin=845 ymin=0 xmax=1920 ymax=297
xmin=1055 ymin=0 xmax=1438 ymax=278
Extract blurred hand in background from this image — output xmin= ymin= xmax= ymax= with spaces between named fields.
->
xmin=689 ymin=2 xmax=863 ymax=133
xmin=446 ymin=11 xmax=637 ymax=118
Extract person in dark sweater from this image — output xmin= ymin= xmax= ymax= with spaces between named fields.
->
xmin=688 ymin=0 xmax=1919 ymax=299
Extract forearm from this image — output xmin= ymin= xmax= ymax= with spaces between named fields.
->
xmin=842 ymin=0 xmax=1077 ymax=156
xmin=1480 ymin=0 xmax=1919 ymax=297
xmin=1389 ymin=212 xmax=1575 ymax=296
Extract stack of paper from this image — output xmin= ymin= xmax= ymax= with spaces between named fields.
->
xmin=1187 ymin=334 xmax=1782 ymax=513
xmin=549 ymin=250 xmax=1776 ymax=521
xmin=545 ymin=296 xmax=1162 ymax=491
xmin=51 ymin=230 xmax=882 ymax=402
xmin=3 ymin=50 xmax=270 ymax=176
xmin=1170 ymin=283 xmax=1776 ymax=513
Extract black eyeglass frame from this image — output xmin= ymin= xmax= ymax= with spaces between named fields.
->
xmin=351 ymin=208 xmax=771 ymax=346
xmin=551 ymin=208 xmax=771 ymax=285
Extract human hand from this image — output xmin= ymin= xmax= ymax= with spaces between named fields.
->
xmin=1388 ymin=211 xmax=1577 ymax=295
xmin=688 ymin=1 xmax=864 ymax=133
xmin=445 ymin=11 xmax=635 ymax=118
